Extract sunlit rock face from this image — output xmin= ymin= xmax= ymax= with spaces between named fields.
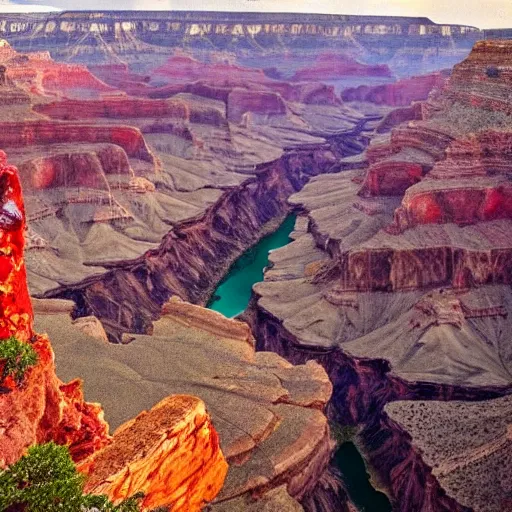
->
xmin=248 ymin=39 xmax=512 ymax=512
xmin=79 ymin=395 xmax=228 ymax=512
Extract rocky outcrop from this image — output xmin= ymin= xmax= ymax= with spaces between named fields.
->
xmin=0 ymin=121 xmax=154 ymax=162
xmin=227 ymin=88 xmax=287 ymax=123
xmin=247 ymin=39 xmax=512 ymax=512
xmin=35 ymin=296 xmax=334 ymax=510
xmin=291 ymin=54 xmax=392 ymax=81
xmin=17 ymin=144 xmax=133 ymax=190
xmin=443 ymin=40 xmax=512 ymax=114
xmin=342 ymin=72 xmax=448 ymax=106
xmin=80 ymin=395 xmax=228 ymax=512
xmin=0 ymin=155 xmax=229 ymax=511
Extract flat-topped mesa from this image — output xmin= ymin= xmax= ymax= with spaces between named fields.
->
xmin=33 ymin=97 xmax=226 ymax=127
xmin=227 ymin=88 xmax=287 ymax=123
xmin=17 ymin=144 xmax=134 ymax=190
xmin=0 ymin=152 xmax=110 ymax=466
xmin=342 ymin=72 xmax=448 ymax=106
xmin=291 ymin=53 xmax=392 ymax=81
xmin=0 ymin=121 xmax=154 ymax=163
xmin=0 ymin=39 xmax=114 ymax=97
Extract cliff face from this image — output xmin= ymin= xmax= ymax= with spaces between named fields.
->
xmin=0 ymin=12 xmax=480 ymax=76
xmin=342 ymin=71 xmax=448 ymax=106
xmin=0 ymin=153 xmax=110 ymax=467
xmin=247 ymin=39 xmax=512 ymax=512
xmin=0 ymin=154 xmax=229 ymax=511
xmin=80 ymin=395 xmax=228 ymax=512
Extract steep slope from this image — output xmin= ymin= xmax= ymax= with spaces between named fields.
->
xmin=34 ymin=296 xmax=341 ymax=511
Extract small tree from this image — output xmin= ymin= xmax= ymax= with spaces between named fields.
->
xmin=0 ymin=336 xmax=38 ymax=385
xmin=486 ymin=66 xmax=500 ymax=78
xmin=0 ymin=442 xmax=145 ymax=512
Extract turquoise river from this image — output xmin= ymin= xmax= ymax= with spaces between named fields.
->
xmin=207 ymin=214 xmax=392 ymax=512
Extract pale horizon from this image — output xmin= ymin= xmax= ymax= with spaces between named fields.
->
xmin=1 ymin=0 xmax=512 ymax=30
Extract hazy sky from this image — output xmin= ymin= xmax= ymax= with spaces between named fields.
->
xmin=1 ymin=0 xmax=512 ymax=29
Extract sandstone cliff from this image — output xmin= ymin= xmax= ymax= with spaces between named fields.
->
xmin=34 ymin=296 xmax=337 ymax=510
xmin=0 ymin=152 xmax=110 ymax=467
xmin=1 ymin=12 xmax=480 ymax=76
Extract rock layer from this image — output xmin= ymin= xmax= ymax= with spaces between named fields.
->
xmin=0 ymin=154 xmax=110 ymax=466
xmin=34 ymin=297 xmax=334 ymax=510
xmin=80 ymin=395 xmax=228 ymax=512
xmin=248 ymin=39 xmax=512 ymax=512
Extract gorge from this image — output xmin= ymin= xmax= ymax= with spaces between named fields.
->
xmin=0 ymin=8 xmax=511 ymax=512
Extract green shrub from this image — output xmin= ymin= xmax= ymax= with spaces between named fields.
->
xmin=0 ymin=442 xmax=145 ymax=512
xmin=0 ymin=336 xmax=38 ymax=385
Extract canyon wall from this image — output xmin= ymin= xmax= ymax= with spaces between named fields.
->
xmin=35 ymin=297 xmax=337 ymax=511
xmin=0 ymin=12 xmax=480 ymax=76
xmin=247 ymin=39 xmax=512 ymax=511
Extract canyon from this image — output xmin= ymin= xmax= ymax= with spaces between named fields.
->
xmin=248 ymin=38 xmax=512 ymax=511
xmin=0 ymin=8 xmax=510 ymax=512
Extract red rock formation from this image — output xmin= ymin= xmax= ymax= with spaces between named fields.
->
xmin=376 ymin=102 xmax=423 ymax=133
xmin=0 ymin=153 xmax=229 ymax=510
xmin=79 ymin=395 xmax=228 ymax=512
xmin=390 ymin=178 xmax=512 ymax=232
xmin=291 ymin=53 xmax=391 ymax=81
xmin=0 ymin=40 xmax=114 ymax=97
xmin=443 ymin=40 xmax=512 ymax=114
xmin=227 ymin=88 xmax=287 ymax=123
xmin=0 ymin=121 xmax=153 ymax=162
xmin=0 ymin=152 xmax=110 ymax=466
xmin=18 ymin=146 xmax=132 ymax=190
xmin=34 ymin=98 xmax=190 ymax=120
xmin=154 ymin=55 xmax=268 ymax=84
xmin=342 ymin=72 xmax=448 ymax=106
xmin=35 ymin=97 xmax=227 ymax=128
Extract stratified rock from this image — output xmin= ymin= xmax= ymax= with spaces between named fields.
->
xmin=0 ymin=154 xmax=110 ymax=466
xmin=249 ymin=39 xmax=512 ymax=512
xmin=79 ymin=395 xmax=228 ymax=512
xmin=227 ymin=88 xmax=287 ymax=123
xmin=291 ymin=53 xmax=391 ymax=81
xmin=342 ymin=72 xmax=448 ymax=106
xmin=1 ymin=156 xmax=229 ymax=512
xmin=34 ymin=297 xmax=334 ymax=509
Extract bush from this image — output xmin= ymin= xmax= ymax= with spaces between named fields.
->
xmin=0 ymin=336 xmax=38 ymax=385
xmin=0 ymin=442 xmax=145 ymax=512
xmin=486 ymin=66 xmax=500 ymax=78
